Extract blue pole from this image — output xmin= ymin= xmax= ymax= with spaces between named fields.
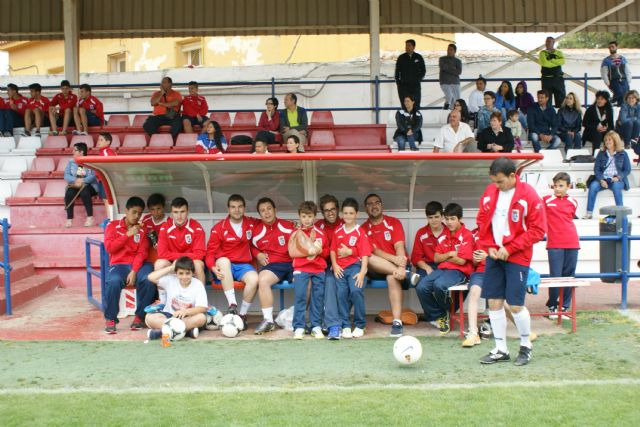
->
xmin=620 ymin=216 xmax=629 ymax=310
xmin=85 ymin=239 xmax=93 ymax=301
xmin=2 ymin=218 xmax=11 ymax=315
xmin=584 ymin=73 xmax=589 ymax=107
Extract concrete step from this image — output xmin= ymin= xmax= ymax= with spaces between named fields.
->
xmin=9 ymin=228 xmax=104 ymax=260
xmin=0 ymin=257 xmax=36 ymax=283
xmin=0 ymin=273 xmax=59 ymax=315
xmin=0 ymin=243 xmax=33 ymax=262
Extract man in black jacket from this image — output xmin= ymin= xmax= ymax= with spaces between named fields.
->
xmin=395 ymin=39 xmax=426 ymax=108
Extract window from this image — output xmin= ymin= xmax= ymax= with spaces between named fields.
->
xmin=108 ymin=53 xmax=126 ymax=73
xmin=181 ymin=42 xmax=202 ymax=67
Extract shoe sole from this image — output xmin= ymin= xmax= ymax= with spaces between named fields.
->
xmin=130 ymin=326 xmax=142 ymax=331
xmin=254 ymin=328 xmax=274 ymax=335
xmin=104 ymin=330 xmax=117 ymax=335
xmin=328 ymin=336 xmax=340 ymax=340
xmin=389 ymin=332 xmax=403 ymax=338
xmin=480 ymin=357 xmax=510 ymax=365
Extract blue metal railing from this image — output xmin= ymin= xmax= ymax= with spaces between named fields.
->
xmin=1 ymin=218 xmax=12 ymax=315
xmin=85 ymin=237 xmax=108 ymax=311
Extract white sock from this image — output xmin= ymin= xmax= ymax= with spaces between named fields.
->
xmin=512 ymin=307 xmax=532 ymax=348
xmin=393 ymin=318 xmax=402 ymax=325
xmin=262 ymin=307 xmax=274 ymax=322
xmin=239 ymin=300 xmax=252 ymax=316
xmin=224 ymin=289 xmax=237 ymax=306
xmin=489 ymin=308 xmax=508 ymax=353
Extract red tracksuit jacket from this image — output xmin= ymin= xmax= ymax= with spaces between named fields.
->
xmin=543 ymin=194 xmax=580 ymax=249
xmin=206 ymin=216 xmax=257 ymax=269
xmin=251 ymin=218 xmax=295 ymax=263
xmin=292 ymin=226 xmax=329 ymax=273
xmin=434 ymin=225 xmax=474 ymax=277
xmin=157 ymin=218 xmax=206 ymax=261
xmin=411 ymin=224 xmax=443 ymax=266
xmin=104 ymin=218 xmax=149 ymax=272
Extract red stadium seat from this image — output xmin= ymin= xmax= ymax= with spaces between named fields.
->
xmin=173 ymin=133 xmax=198 ymax=153
xmin=210 ymin=112 xmax=231 ymax=127
xmin=146 ymin=134 xmax=174 ymax=153
xmin=37 ymin=135 xmax=69 ymax=155
xmin=6 ymin=182 xmax=42 ymax=205
xmin=311 ymin=110 xmax=334 ymax=126
xmin=132 ymin=114 xmax=151 ymax=129
xmin=309 ymin=130 xmax=336 ymax=150
xmin=232 ymin=112 xmax=257 ymax=127
xmin=227 ymin=144 xmax=252 ymax=153
xmin=70 ymin=134 xmax=95 ymax=148
xmin=106 ymin=114 xmax=131 ymax=128
xmin=228 ymin=130 xmax=256 ymax=142
xmin=51 ymin=158 xmax=71 ymax=179
xmin=118 ymin=134 xmax=148 ymax=153
xmin=22 ymin=157 xmax=55 ymax=179
xmin=38 ymin=181 xmax=69 ymax=204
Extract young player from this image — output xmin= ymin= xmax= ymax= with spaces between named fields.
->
xmin=415 ymin=203 xmax=473 ymax=335
xmin=411 ymin=201 xmax=445 ymax=279
xmin=142 ymin=193 xmax=168 ymax=263
xmin=291 ymin=201 xmax=328 ymax=339
xmin=476 ymin=157 xmax=547 ymax=366
xmin=73 ymin=83 xmax=104 ymax=135
xmin=23 ymin=83 xmax=50 ymax=137
xmin=0 ymin=84 xmax=28 ymax=137
xmin=330 ymin=198 xmax=371 ymax=339
xmin=543 ymin=172 xmax=580 ymax=319
xmin=181 ymin=81 xmax=209 ymax=133
xmin=49 ymin=80 xmax=77 ymax=135
xmin=102 ymin=197 xmax=156 ymax=334
xmin=252 ymin=198 xmax=295 ymax=335
xmin=205 ymin=194 xmax=258 ymax=326
xmin=146 ymin=256 xmax=208 ymax=340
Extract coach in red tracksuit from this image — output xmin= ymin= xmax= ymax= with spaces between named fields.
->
xmin=475 ymin=157 xmax=547 ymax=367
xmin=103 ymin=197 xmax=155 ymax=334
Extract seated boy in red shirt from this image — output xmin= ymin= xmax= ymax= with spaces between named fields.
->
xmin=73 ymin=84 xmax=104 ymax=135
xmin=411 ymin=201 xmax=445 ymax=278
xmin=181 ymin=81 xmax=209 ymax=133
xmin=49 ymin=79 xmax=77 ymax=135
xmin=23 ymin=83 xmax=50 ymax=137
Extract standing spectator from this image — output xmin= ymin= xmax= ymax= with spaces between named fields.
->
xmin=515 ymin=80 xmax=535 ymax=130
xmin=601 ymin=41 xmax=632 ymax=107
xmin=619 ymin=90 xmax=640 ymax=147
xmin=468 ymin=76 xmax=487 ymax=115
xmin=393 ymin=95 xmax=422 ymax=152
xmin=495 ymin=81 xmax=516 ymax=120
xmin=505 ymin=110 xmax=524 ymax=152
xmin=527 ymin=89 xmax=561 ymax=152
xmin=0 ymin=84 xmax=28 ymax=137
xmin=433 ymin=110 xmax=475 ymax=153
xmin=438 ymin=44 xmax=462 ymax=110
xmin=476 ymin=91 xmax=501 ymax=133
xmin=23 ymin=83 xmax=50 ymax=137
xmin=279 ymin=93 xmax=308 ymax=151
xmin=539 ymin=36 xmax=566 ymax=108
xmin=64 ymin=142 xmax=98 ymax=228
xmin=557 ymin=92 xmax=583 ymax=149
xmin=256 ymin=97 xmax=281 ymax=145
xmin=49 ymin=80 xmax=77 ymax=136
xmin=196 ymin=121 xmax=227 ymax=154
xmin=477 ymin=112 xmax=515 ymax=153
xmin=143 ymin=77 xmax=183 ymax=140
xmin=395 ymin=39 xmax=426 ymax=108
xmin=73 ymin=84 xmax=104 ymax=135
xmin=181 ymin=81 xmax=209 ymax=134
xmin=583 ymin=91 xmax=614 ymax=155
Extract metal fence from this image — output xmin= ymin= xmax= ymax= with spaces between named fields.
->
xmin=1 ymin=218 xmax=12 ymax=315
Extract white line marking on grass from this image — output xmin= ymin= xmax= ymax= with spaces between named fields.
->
xmin=0 ymin=379 xmax=639 ymax=395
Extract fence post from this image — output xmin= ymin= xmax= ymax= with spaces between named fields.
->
xmin=374 ymin=75 xmax=380 ymax=125
xmin=583 ymin=73 xmax=589 ymax=107
xmin=620 ymin=215 xmax=629 ymax=310
xmin=271 ymin=77 xmax=276 ymax=99
xmin=2 ymin=218 xmax=11 ymax=315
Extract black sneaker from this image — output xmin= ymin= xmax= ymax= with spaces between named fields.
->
xmin=437 ymin=314 xmax=450 ymax=335
xmin=238 ymin=314 xmax=248 ymax=331
xmin=254 ymin=319 xmax=276 ymax=335
xmin=130 ymin=315 xmax=144 ymax=331
xmin=227 ymin=304 xmax=238 ymax=315
xmin=480 ymin=349 xmax=511 ymax=364
xmin=514 ymin=346 xmax=532 ymax=366
xmin=390 ymin=320 xmax=403 ymax=337
xmin=104 ymin=320 xmax=117 ymax=334
xmin=186 ymin=327 xmax=199 ymax=339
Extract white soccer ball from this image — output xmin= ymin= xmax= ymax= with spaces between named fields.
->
xmin=161 ymin=317 xmax=187 ymax=341
xmin=393 ymin=336 xmax=422 ymax=365
xmin=205 ymin=308 xmax=224 ymax=331
xmin=220 ymin=313 xmax=244 ymax=338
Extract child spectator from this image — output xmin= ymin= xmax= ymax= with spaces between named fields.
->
xmin=196 ymin=120 xmax=227 ymax=154
xmin=505 ymin=110 xmax=524 ymax=152
xmin=476 ymin=91 xmax=501 ymax=132
xmin=411 ymin=201 xmax=445 ymax=279
xmin=543 ymin=172 xmax=580 ymax=318
xmin=49 ymin=80 xmax=77 ymax=135
xmin=330 ymin=198 xmax=371 ymax=340
xmin=23 ymin=83 xmax=50 ymax=137
xmin=64 ymin=142 xmax=98 ymax=228
xmin=102 ymin=196 xmax=155 ymax=334
xmin=291 ymin=201 xmax=328 ymax=339
xmin=0 ymin=84 xmax=28 ymax=137
xmin=415 ymin=203 xmax=473 ymax=335
xmin=146 ymin=256 xmax=208 ymax=340
xmin=181 ymin=81 xmax=209 ymax=134
xmin=73 ymin=84 xmax=104 ymax=135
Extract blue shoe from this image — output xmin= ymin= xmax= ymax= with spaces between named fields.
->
xmin=327 ymin=326 xmax=341 ymax=340
xmin=144 ymin=303 xmax=165 ymax=314
xmin=206 ymin=306 xmax=220 ymax=316
xmin=147 ymin=329 xmax=162 ymax=340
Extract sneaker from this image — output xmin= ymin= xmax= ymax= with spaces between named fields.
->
xmin=405 ymin=271 xmax=421 ymax=287
xmin=311 ymin=326 xmax=324 ymax=339
xmin=429 ymin=320 xmax=440 ymax=329
xmin=560 ymin=307 xmax=571 ymax=320
xmin=462 ymin=332 xmax=481 ymax=347
xmin=293 ymin=328 xmax=305 ymax=340
xmin=547 ymin=306 xmax=558 ymax=320
xmin=514 ymin=345 xmax=532 ymax=366
xmin=479 ymin=321 xmax=493 ymax=339
xmin=390 ymin=320 xmax=403 ymax=337
xmin=352 ymin=327 xmax=365 ymax=338
xmin=72 ymin=130 xmax=81 ymax=135
xmin=65 ymin=219 xmax=73 ymax=228
xmin=479 ymin=348 xmax=511 ymax=364
xmin=84 ymin=217 xmax=94 ymax=227
xmin=104 ymin=320 xmax=117 ymax=334
xmin=80 ymin=131 xmax=88 ymax=136
xmin=34 ymin=131 xmax=41 ymax=137
xmin=437 ymin=314 xmax=450 ymax=335
xmin=147 ymin=329 xmax=162 ymax=340
xmin=130 ymin=316 xmax=144 ymax=330
xmin=2 ymin=132 xmax=11 ymax=137
xmin=144 ymin=302 xmax=165 ymax=314
xmin=327 ymin=326 xmax=341 ymax=340
xmin=60 ymin=130 xmax=67 ymax=136
xmin=20 ymin=131 xmax=30 ymax=137
xmin=51 ymin=130 xmax=59 ymax=136
xmin=583 ymin=213 xmax=593 ymax=220
xmin=238 ymin=314 xmax=248 ymax=331
xmin=227 ymin=304 xmax=238 ymax=315
xmin=186 ymin=327 xmax=199 ymax=339
xmin=254 ymin=319 xmax=275 ymax=335
xmin=342 ymin=327 xmax=353 ymax=339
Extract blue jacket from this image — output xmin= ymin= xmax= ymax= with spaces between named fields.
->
xmin=495 ymin=94 xmax=516 ymax=115
xmin=620 ymin=103 xmax=640 ymax=124
xmin=64 ymin=159 xmax=99 ymax=192
xmin=594 ymin=150 xmax=631 ymax=190
xmin=279 ymin=106 xmax=308 ymax=132
xmin=527 ymin=103 xmax=558 ymax=135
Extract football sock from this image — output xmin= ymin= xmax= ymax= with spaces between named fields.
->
xmin=489 ymin=308 xmax=508 ymax=353
xmin=512 ymin=307 xmax=532 ymax=348
xmin=263 ymin=307 xmax=274 ymax=322
xmin=393 ymin=318 xmax=402 ymax=325
xmin=224 ymin=289 xmax=237 ymax=306
xmin=239 ymin=300 xmax=252 ymax=316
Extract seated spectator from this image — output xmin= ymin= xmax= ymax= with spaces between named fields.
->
xmin=584 ymin=131 xmax=631 ymax=219
xmin=583 ymin=90 xmax=614 ymax=155
xmin=256 ymin=97 xmax=281 ymax=145
xmin=49 ymin=80 xmax=77 ymax=136
xmin=433 ymin=110 xmax=475 ymax=153
xmin=64 ymin=142 xmax=98 ymax=228
xmin=196 ymin=121 xmax=227 ymax=154
xmin=280 ymin=93 xmax=308 ymax=151
xmin=73 ymin=84 xmax=104 ymax=135
xmin=476 ymin=91 xmax=501 ymax=132
xmin=181 ymin=81 xmax=209 ymax=134
xmin=142 ymin=193 xmax=167 ymax=267
xmin=468 ymin=75 xmax=486 ymax=115
xmin=286 ymin=135 xmax=303 ymax=153
xmin=619 ymin=89 xmax=640 ymax=147
xmin=411 ymin=201 xmax=445 ymax=279
xmin=393 ymin=95 xmax=422 ymax=151
xmin=527 ymin=89 xmax=561 ymax=152
xmin=0 ymin=84 xmax=28 ymax=137
xmin=143 ymin=77 xmax=183 ymax=140
xmin=448 ymin=99 xmax=471 ymax=126
xmin=557 ymin=92 xmax=583 ymax=149
xmin=22 ymin=83 xmax=50 ymax=137
xmin=495 ymin=81 xmax=516 ymax=120
xmin=252 ymin=138 xmax=270 ymax=154
xmin=505 ymin=110 xmax=524 ymax=152
xmin=477 ymin=112 xmax=514 ymax=153
xmin=515 ymin=80 xmax=534 ymax=130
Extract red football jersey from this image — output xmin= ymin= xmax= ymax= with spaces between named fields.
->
xmin=411 ymin=224 xmax=444 ymax=266
xmin=99 ymin=147 xmax=117 ymax=156
xmin=362 ymin=215 xmax=407 ymax=257
xmin=331 ymin=224 xmax=372 ymax=269
xmin=292 ymin=226 xmax=328 ymax=273
xmin=543 ymin=194 xmax=580 ymax=249
xmin=27 ymin=96 xmax=50 ymax=111
xmin=435 ymin=225 xmax=474 ymax=277
xmin=315 ymin=218 xmax=344 ymax=261
xmin=181 ymin=94 xmax=208 ymax=117
xmin=251 ymin=218 xmax=295 ymax=264
xmin=205 ymin=216 xmax=257 ymax=268
xmin=104 ymin=218 xmax=150 ymax=272
xmin=50 ymin=92 xmax=78 ymax=111
xmin=142 ymin=214 xmax=168 ymax=236
xmin=9 ymin=95 xmax=29 ymax=116
xmin=78 ymin=95 xmax=104 ymax=124
xmin=157 ymin=218 xmax=206 ymax=261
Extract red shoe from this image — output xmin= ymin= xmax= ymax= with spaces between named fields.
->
xmin=130 ymin=316 xmax=144 ymax=330
xmin=104 ymin=320 xmax=117 ymax=334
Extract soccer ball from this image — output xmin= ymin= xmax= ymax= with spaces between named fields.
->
xmin=205 ymin=306 xmax=224 ymax=331
xmin=393 ymin=336 xmax=422 ymax=365
xmin=161 ymin=317 xmax=187 ymax=341
xmin=220 ymin=313 xmax=244 ymax=338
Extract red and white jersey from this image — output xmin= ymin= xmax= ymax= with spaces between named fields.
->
xmin=27 ymin=96 xmax=50 ymax=111
xmin=292 ymin=226 xmax=328 ymax=273
xmin=411 ymin=224 xmax=444 ymax=266
xmin=543 ymin=194 xmax=580 ymax=249
xmin=104 ymin=218 xmax=149 ymax=272
xmin=9 ymin=95 xmax=29 ymax=116
xmin=435 ymin=225 xmax=474 ymax=277
xmin=251 ymin=218 xmax=295 ymax=264
xmin=205 ymin=216 xmax=257 ymax=268
xmin=315 ymin=218 xmax=344 ymax=260
xmin=157 ymin=218 xmax=206 ymax=261
xmin=362 ymin=215 xmax=407 ymax=257
xmin=181 ymin=94 xmax=208 ymax=117
xmin=99 ymin=147 xmax=117 ymax=156
xmin=50 ymin=92 xmax=78 ymax=111
xmin=142 ymin=214 xmax=168 ymax=236
xmin=331 ymin=224 xmax=372 ymax=269
xmin=77 ymin=95 xmax=104 ymax=124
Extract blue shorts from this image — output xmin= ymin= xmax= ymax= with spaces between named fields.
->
xmin=469 ymin=272 xmax=484 ymax=289
xmin=182 ymin=115 xmax=208 ymax=126
xmin=212 ymin=262 xmax=255 ymax=283
xmin=481 ymin=258 xmax=529 ymax=306
xmin=261 ymin=262 xmax=293 ymax=283
xmin=86 ymin=111 xmax=101 ymax=127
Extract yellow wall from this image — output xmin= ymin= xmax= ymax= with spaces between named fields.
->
xmin=2 ymin=34 xmax=452 ymax=75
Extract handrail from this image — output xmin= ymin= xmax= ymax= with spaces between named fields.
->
xmin=0 ymin=218 xmax=12 ymax=315
xmin=85 ymin=237 xmax=108 ymax=311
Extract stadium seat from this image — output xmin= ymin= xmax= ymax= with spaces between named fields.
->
xmin=12 ymin=136 xmax=42 ymax=154
xmin=541 ymin=149 xmax=565 ymax=165
xmin=70 ymin=134 xmax=95 ymax=149
xmin=22 ymin=157 xmax=55 ymax=179
xmin=210 ymin=112 xmax=231 ymax=127
xmin=106 ymin=114 xmax=131 ymax=129
xmin=0 ymin=156 xmax=29 ymax=179
xmin=38 ymin=180 xmax=68 ymax=204
xmin=227 ymin=144 xmax=252 ymax=153
xmin=37 ymin=135 xmax=69 ymax=155
xmin=146 ymin=134 xmax=174 ymax=153
xmin=311 ymin=110 xmax=334 ymax=126
xmin=119 ymin=134 xmax=148 ymax=153
xmin=0 ymin=180 xmax=13 ymax=204
xmin=52 ymin=157 xmax=71 ymax=179
xmin=566 ymin=148 xmax=592 ymax=159
xmin=0 ymin=136 xmax=16 ymax=153
xmin=228 ymin=130 xmax=256 ymax=142
xmin=232 ymin=112 xmax=257 ymax=127
xmin=132 ymin=114 xmax=151 ymax=129
xmin=173 ymin=133 xmax=198 ymax=153
xmin=6 ymin=181 xmax=41 ymax=205
xmin=308 ymin=130 xmax=336 ymax=150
